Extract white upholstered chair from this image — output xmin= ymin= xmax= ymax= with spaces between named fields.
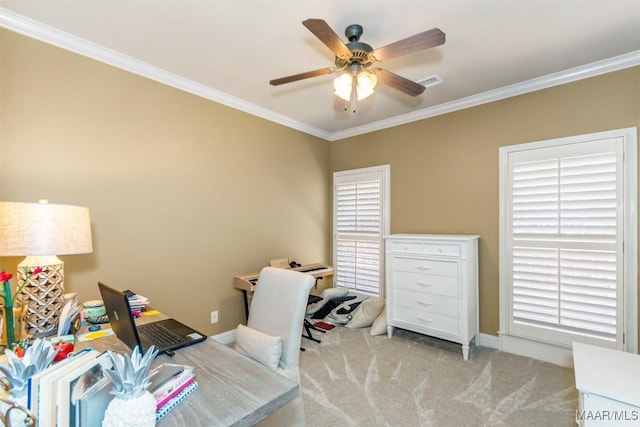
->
xmin=244 ymin=266 xmax=315 ymax=382
xmin=234 ymin=266 xmax=315 ymax=426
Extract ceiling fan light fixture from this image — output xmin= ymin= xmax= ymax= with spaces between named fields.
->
xmin=333 ymin=70 xmax=377 ymax=102
xmin=356 ymin=70 xmax=377 ymax=100
xmin=333 ymin=73 xmax=353 ymax=101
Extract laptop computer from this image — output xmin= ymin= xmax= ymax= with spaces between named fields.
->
xmin=98 ymin=282 xmax=206 ymax=355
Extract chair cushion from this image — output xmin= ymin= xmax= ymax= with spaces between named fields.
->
xmin=234 ymin=324 xmax=282 ymax=371
xmin=346 ymin=297 xmax=385 ymax=329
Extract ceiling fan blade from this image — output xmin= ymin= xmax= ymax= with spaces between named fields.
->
xmin=374 ymin=68 xmax=426 ymax=96
xmin=269 ymin=67 xmax=335 ymax=86
xmin=373 ymin=28 xmax=445 ymax=62
xmin=303 ymin=19 xmax=352 ymax=60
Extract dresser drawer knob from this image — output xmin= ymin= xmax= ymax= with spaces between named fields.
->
xmin=416 ymin=317 xmax=432 ymax=323
xmin=416 ymin=266 xmax=432 ymax=271
xmin=416 ymin=301 xmax=432 ymax=307
xmin=416 ymin=282 xmax=432 ymax=287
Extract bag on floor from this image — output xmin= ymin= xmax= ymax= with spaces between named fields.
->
xmin=309 ymin=295 xmax=356 ymax=319
xmin=326 ymin=297 xmax=367 ymax=325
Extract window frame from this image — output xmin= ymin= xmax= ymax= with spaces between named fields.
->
xmin=499 ymin=128 xmax=637 ymax=359
xmin=333 ymin=165 xmax=390 ymax=297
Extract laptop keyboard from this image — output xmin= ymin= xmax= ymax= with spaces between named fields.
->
xmin=138 ymin=322 xmax=184 ymax=348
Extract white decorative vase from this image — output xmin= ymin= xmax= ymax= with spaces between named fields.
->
xmin=102 ymin=390 xmax=156 ymax=427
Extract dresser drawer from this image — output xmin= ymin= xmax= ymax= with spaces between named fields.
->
xmin=423 ymin=243 xmax=460 ymax=257
xmin=393 ymin=289 xmax=458 ymax=317
xmin=388 ymin=240 xmax=423 ymax=254
xmin=391 ymin=257 xmax=458 ymax=278
xmin=388 ymin=240 xmax=461 ymax=257
xmin=393 ymin=307 xmax=458 ymax=336
xmin=391 ymin=271 xmax=458 ymax=297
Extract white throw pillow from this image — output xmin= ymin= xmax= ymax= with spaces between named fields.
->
xmin=346 ymin=297 xmax=385 ymax=329
xmin=234 ymin=324 xmax=282 ymax=371
xmin=370 ymin=309 xmax=387 ymax=336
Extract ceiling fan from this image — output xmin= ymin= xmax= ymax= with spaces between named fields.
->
xmin=269 ymin=19 xmax=445 ymax=112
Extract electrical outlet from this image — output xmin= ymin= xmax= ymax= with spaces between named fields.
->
xmin=210 ymin=310 xmax=218 ymax=324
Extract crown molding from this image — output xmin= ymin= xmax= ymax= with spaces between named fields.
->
xmin=0 ymin=8 xmax=332 ymax=141
xmin=329 ymin=50 xmax=640 ymax=141
xmin=2 ymin=8 xmax=638 ymax=143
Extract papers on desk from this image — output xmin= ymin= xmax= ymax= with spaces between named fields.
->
xmin=58 ymin=295 xmax=82 ymax=337
xmin=77 ymin=328 xmax=114 ymax=342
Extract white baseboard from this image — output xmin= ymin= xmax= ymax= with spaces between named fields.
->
xmin=476 ymin=333 xmax=500 ymax=349
xmin=211 ymin=329 xmax=235 ymax=346
xmin=499 ymin=333 xmax=574 ymax=367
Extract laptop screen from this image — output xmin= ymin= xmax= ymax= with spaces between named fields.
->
xmin=98 ymin=282 xmax=144 ymax=351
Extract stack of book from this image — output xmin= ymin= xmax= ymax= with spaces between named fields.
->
xmin=27 ymin=348 xmax=113 ymax=427
xmin=148 ymin=363 xmax=197 ymax=422
xmin=26 ymin=350 xmax=197 ymax=426
xmin=125 ymin=293 xmax=150 ymax=312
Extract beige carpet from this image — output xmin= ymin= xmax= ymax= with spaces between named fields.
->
xmin=299 ymin=326 xmax=577 ymax=426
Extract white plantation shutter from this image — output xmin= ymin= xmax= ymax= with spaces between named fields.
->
xmin=505 ymin=136 xmax=628 ymax=348
xmin=336 ymin=180 xmax=381 ymax=233
xmin=335 ymin=239 xmax=381 ymax=294
xmin=334 ymin=166 xmax=389 ymax=296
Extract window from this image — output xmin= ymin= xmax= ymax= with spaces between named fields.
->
xmin=333 ymin=165 xmax=390 ymax=296
xmin=500 ymin=128 xmax=637 ymax=354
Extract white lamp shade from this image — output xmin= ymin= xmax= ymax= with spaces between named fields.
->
xmin=0 ymin=201 xmax=93 ymax=256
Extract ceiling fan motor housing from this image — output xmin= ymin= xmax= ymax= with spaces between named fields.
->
xmin=335 ymin=42 xmax=375 ymax=68
xmin=332 ymin=24 xmax=373 ymax=68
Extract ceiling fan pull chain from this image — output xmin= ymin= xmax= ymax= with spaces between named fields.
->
xmin=349 ymin=74 xmax=358 ymax=113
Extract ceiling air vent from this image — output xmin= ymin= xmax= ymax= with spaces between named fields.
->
xmin=417 ymin=74 xmax=442 ymax=88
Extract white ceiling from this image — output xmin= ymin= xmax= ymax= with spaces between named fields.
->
xmin=1 ymin=1 xmax=640 ymax=141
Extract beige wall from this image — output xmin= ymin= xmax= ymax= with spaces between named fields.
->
xmin=331 ymin=67 xmax=640 ymax=337
xmin=1 ymin=28 xmax=639 ymax=342
xmin=0 ymin=30 xmax=331 ymax=335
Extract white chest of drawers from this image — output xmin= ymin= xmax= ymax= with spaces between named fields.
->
xmin=384 ymin=234 xmax=480 ymax=360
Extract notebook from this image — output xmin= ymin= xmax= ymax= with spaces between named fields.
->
xmin=156 ymin=381 xmax=198 ymax=422
xmin=98 ymin=282 xmax=206 ymax=355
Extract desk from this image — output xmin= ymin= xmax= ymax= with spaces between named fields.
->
xmin=77 ymin=314 xmax=298 ymax=426
xmin=234 ymin=263 xmax=333 ymax=319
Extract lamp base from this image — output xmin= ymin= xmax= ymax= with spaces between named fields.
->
xmin=16 ymin=256 xmax=65 ymax=337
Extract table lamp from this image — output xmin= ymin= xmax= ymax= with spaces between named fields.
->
xmin=0 ymin=200 xmax=93 ymax=336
